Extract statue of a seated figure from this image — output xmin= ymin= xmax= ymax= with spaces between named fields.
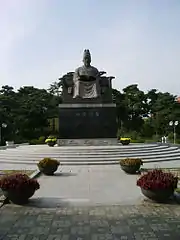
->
xmin=73 ymin=49 xmax=100 ymax=99
xmin=59 ymin=50 xmax=115 ymax=103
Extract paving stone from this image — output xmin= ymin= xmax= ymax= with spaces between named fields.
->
xmin=0 ymin=204 xmax=180 ymax=239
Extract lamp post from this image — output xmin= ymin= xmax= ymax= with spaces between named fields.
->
xmin=169 ymin=121 xmax=179 ymax=144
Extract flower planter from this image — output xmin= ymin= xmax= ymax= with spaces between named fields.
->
xmin=141 ymin=188 xmax=174 ymax=202
xmin=47 ymin=141 xmax=56 ymax=147
xmin=3 ymin=188 xmax=35 ymax=205
xmin=120 ymin=164 xmax=141 ymax=174
xmin=120 ymin=140 xmax=130 ymax=145
xmin=38 ymin=165 xmax=58 ymax=176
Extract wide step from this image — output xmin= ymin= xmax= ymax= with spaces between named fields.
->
xmin=0 ymin=143 xmax=180 ymax=166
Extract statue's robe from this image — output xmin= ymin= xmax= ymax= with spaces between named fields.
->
xmin=73 ymin=65 xmax=100 ymax=98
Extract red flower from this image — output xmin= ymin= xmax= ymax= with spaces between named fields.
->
xmin=137 ymin=169 xmax=178 ymax=190
xmin=0 ymin=173 xmax=40 ymax=192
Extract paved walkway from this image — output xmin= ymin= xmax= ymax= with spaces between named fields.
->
xmin=1 ymin=165 xmax=180 ymax=239
xmin=0 ymin=203 xmax=180 ymax=239
xmin=32 ymin=165 xmax=144 ymax=206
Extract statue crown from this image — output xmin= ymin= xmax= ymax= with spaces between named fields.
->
xmin=83 ymin=49 xmax=91 ymax=60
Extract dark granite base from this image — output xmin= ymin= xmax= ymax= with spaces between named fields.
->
xmin=57 ymin=138 xmax=118 ymax=146
xmin=58 ymin=104 xmax=117 ymax=139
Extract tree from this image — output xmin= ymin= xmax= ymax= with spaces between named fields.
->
xmin=48 ymin=81 xmax=62 ymax=97
xmin=0 ymin=79 xmax=180 ymax=143
xmin=122 ymin=84 xmax=147 ymax=132
xmin=149 ymin=92 xmax=177 ymax=136
xmin=0 ymin=85 xmax=60 ymax=143
xmin=15 ymin=87 xmax=60 ymax=140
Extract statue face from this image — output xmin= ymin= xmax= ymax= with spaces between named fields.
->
xmin=83 ymin=56 xmax=91 ymax=67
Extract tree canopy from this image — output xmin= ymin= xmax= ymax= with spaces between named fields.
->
xmin=0 ymin=79 xmax=180 ymax=144
xmin=0 ymin=85 xmax=60 ymax=144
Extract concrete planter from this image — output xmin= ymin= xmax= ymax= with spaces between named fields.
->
xmin=120 ymin=164 xmax=141 ymax=174
xmin=3 ymin=188 xmax=35 ymax=205
xmin=47 ymin=141 xmax=56 ymax=147
xmin=120 ymin=140 xmax=130 ymax=145
xmin=141 ymin=188 xmax=174 ymax=202
xmin=38 ymin=165 xmax=58 ymax=176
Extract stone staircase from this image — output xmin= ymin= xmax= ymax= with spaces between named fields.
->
xmin=0 ymin=143 xmax=180 ymax=167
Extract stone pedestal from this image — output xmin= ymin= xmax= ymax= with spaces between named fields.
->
xmin=58 ymin=103 xmax=117 ymax=139
xmin=57 ymin=138 xmax=118 ymax=146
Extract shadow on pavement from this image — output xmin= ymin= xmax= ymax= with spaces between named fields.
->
xmin=53 ymin=172 xmax=77 ymax=177
xmin=14 ymin=195 xmax=180 ymax=208
xmin=26 ymin=197 xmax=90 ymax=208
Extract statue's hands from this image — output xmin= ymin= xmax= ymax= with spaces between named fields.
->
xmin=78 ymin=75 xmax=96 ymax=82
xmin=79 ymin=75 xmax=89 ymax=81
xmin=88 ymin=76 xmax=96 ymax=81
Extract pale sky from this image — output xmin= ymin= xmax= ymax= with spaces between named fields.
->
xmin=0 ymin=0 xmax=180 ymax=95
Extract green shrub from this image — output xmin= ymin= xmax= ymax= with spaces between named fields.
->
xmin=128 ymin=131 xmax=139 ymax=140
xmin=29 ymin=139 xmax=39 ymax=145
xmin=175 ymin=139 xmax=180 ymax=144
xmin=14 ymin=139 xmax=28 ymax=144
xmin=120 ymin=131 xmax=139 ymax=140
xmin=152 ymin=134 xmax=161 ymax=142
xmin=131 ymin=138 xmax=145 ymax=143
xmin=168 ymin=132 xmax=174 ymax=140
xmin=29 ymin=138 xmax=45 ymax=145
xmin=38 ymin=136 xmax=45 ymax=143
xmin=145 ymin=139 xmax=157 ymax=143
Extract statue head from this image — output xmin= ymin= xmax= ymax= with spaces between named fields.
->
xmin=83 ymin=49 xmax=91 ymax=67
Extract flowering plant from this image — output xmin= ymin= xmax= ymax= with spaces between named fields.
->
xmin=120 ymin=137 xmax=131 ymax=141
xmin=120 ymin=137 xmax=131 ymax=145
xmin=0 ymin=173 xmax=40 ymax=192
xmin=137 ymin=169 xmax=178 ymax=190
xmin=45 ymin=136 xmax=57 ymax=143
xmin=120 ymin=158 xmax=143 ymax=166
xmin=37 ymin=158 xmax=60 ymax=168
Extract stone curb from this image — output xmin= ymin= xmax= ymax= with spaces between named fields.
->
xmin=0 ymin=169 xmax=41 ymax=208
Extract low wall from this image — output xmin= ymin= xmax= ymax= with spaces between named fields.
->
xmin=0 ymin=142 xmax=29 ymax=150
xmin=57 ymin=138 xmax=118 ymax=146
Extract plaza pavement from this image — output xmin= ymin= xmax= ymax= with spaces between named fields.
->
xmin=32 ymin=165 xmax=143 ymax=207
xmin=0 ymin=203 xmax=180 ymax=239
xmin=0 ymin=165 xmax=180 ymax=239
xmin=0 ymin=145 xmax=180 ymax=239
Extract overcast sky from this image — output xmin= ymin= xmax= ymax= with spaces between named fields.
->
xmin=0 ymin=0 xmax=180 ymax=95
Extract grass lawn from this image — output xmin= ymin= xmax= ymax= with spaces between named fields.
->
xmin=0 ymin=170 xmax=35 ymax=179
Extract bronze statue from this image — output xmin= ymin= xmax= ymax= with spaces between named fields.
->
xmin=59 ymin=49 xmax=115 ymax=103
xmin=73 ymin=49 xmax=100 ymax=99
